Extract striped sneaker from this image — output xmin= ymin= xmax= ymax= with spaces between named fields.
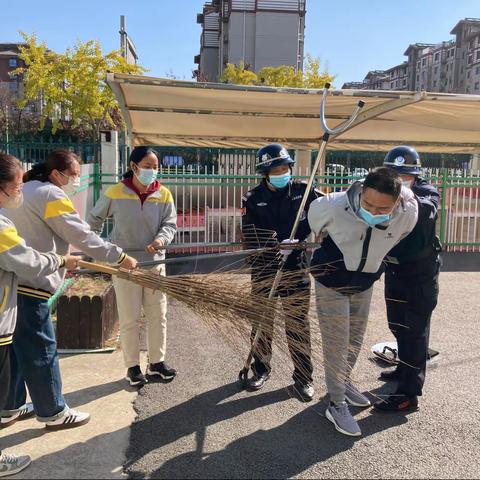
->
xmin=45 ymin=408 xmax=90 ymax=430
xmin=0 ymin=453 xmax=31 ymax=478
xmin=0 ymin=403 xmax=35 ymax=429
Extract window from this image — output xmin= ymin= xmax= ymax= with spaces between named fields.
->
xmin=434 ymin=52 xmax=440 ymax=61
xmin=395 ymin=80 xmax=398 ymax=87
xmin=390 ymin=82 xmax=394 ymax=89
xmin=467 ymin=70 xmax=471 ymax=78
xmin=403 ymin=78 xmax=407 ymax=86
xmin=446 ymin=64 xmax=449 ymax=71
xmin=416 ymin=74 xmax=420 ymax=82
xmin=8 ymin=58 xmax=17 ymax=67
xmin=475 ymin=82 xmax=480 ymax=90
xmin=433 ymin=80 xmax=437 ymax=87
xmin=477 ymin=50 xmax=480 ymax=61
xmin=422 ymin=58 xmax=426 ymax=66
xmin=434 ymin=66 xmax=438 ymax=75
xmin=468 ymin=54 xmax=473 ymax=64
xmin=476 ymin=66 xmax=480 ymax=75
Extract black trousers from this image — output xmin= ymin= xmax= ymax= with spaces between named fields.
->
xmin=250 ymin=268 xmax=313 ymax=384
xmin=0 ymin=344 xmax=11 ymax=412
xmin=384 ymin=259 xmax=440 ymax=396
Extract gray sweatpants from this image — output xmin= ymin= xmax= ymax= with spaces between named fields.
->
xmin=315 ymin=281 xmax=373 ymax=404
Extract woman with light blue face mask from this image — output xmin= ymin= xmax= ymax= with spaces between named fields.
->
xmin=87 ymin=146 xmax=178 ymax=387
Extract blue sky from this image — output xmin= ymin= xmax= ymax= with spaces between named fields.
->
xmin=2 ymin=0 xmax=479 ymax=87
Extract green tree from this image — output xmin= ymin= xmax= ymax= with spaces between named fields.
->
xmin=13 ymin=32 xmax=145 ymax=143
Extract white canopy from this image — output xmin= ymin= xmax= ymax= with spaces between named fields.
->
xmin=107 ymin=73 xmax=480 ymax=154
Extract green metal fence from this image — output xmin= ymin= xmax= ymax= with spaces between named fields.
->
xmin=0 ymin=142 xmax=100 ymax=164
xmin=98 ymin=166 xmax=480 ymax=253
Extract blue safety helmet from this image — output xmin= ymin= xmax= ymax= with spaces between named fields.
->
xmin=255 ymin=143 xmax=295 ymax=174
xmin=383 ymin=146 xmax=422 ymax=175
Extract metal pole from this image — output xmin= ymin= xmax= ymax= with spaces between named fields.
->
xmin=5 ymin=104 xmax=9 ymax=154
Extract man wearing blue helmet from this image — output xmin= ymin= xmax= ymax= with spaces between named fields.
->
xmin=376 ymin=146 xmax=441 ymax=412
xmin=240 ymin=143 xmax=320 ymax=402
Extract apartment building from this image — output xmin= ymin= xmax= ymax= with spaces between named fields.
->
xmin=194 ymin=0 xmax=306 ymax=82
xmin=343 ymin=18 xmax=480 ymax=94
xmin=0 ymin=43 xmax=26 ymax=95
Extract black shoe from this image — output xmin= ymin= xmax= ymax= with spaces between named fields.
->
xmin=247 ymin=372 xmax=270 ymax=391
xmin=126 ymin=366 xmax=147 ymax=386
xmin=293 ymin=381 xmax=315 ymax=402
xmin=379 ymin=368 xmax=402 ymax=381
xmin=147 ymin=361 xmax=177 ymax=380
xmin=374 ymin=394 xmax=418 ymax=412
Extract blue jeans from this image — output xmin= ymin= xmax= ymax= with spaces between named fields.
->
xmin=1 ymin=294 xmax=67 ymax=421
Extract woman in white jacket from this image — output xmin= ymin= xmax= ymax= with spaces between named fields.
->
xmin=0 ymin=153 xmax=78 ymax=477
xmin=88 ymin=147 xmax=177 ymax=386
xmin=2 ymin=150 xmax=137 ymax=431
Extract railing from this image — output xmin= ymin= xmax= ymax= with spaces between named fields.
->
xmin=99 ymin=166 xmax=480 ymax=253
xmin=0 ymin=142 xmax=100 ymax=164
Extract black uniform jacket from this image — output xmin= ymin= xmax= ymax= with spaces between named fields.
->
xmin=241 ymin=179 xmax=321 ymax=274
xmin=386 ymin=178 xmax=441 ymax=279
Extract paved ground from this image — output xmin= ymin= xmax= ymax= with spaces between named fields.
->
xmin=1 ymin=272 xmax=478 ymax=479
xmin=0 ymin=351 xmax=137 ymax=479
xmin=126 ymin=272 xmax=480 ymax=479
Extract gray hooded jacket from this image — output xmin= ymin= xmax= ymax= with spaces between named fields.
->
xmin=307 ymin=181 xmax=418 ymax=291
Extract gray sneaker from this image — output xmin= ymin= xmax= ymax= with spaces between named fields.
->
xmin=325 ymin=402 xmax=361 ymax=436
xmin=345 ymin=383 xmax=371 ymax=407
xmin=0 ymin=453 xmax=32 ymax=478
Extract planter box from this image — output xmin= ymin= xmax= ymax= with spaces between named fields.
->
xmin=56 ymin=276 xmax=118 ymax=350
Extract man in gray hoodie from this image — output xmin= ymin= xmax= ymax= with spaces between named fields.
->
xmin=307 ymin=167 xmax=418 ymax=437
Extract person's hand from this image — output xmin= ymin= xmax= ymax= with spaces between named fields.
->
xmin=63 ymin=254 xmax=81 ymax=270
xmin=279 ymin=239 xmax=299 ymax=256
xmin=145 ymin=238 xmax=164 ymax=253
xmin=120 ymin=255 xmax=137 ymax=270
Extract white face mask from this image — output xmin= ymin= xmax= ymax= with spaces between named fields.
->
xmin=61 ymin=176 xmax=81 ymax=196
xmin=2 ymin=192 xmax=23 ymax=209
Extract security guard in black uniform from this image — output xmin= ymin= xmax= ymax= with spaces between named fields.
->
xmin=375 ymin=145 xmax=441 ymax=412
xmin=241 ymin=143 xmax=320 ymax=402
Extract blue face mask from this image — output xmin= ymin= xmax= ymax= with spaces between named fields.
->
xmin=358 ymin=206 xmax=391 ymax=226
xmin=268 ymin=172 xmax=291 ymax=189
xmin=135 ymin=167 xmax=158 ymax=186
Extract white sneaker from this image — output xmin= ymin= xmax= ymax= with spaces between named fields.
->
xmin=45 ymin=408 xmax=90 ymax=431
xmin=0 ymin=453 xmax=31 ymax=477
xmin=0 ymin=403 xmax=35 ymax=429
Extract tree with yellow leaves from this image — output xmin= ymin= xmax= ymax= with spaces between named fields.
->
xmin=220 ymin=54 xmax=334 ymax=88
xmin=13 ymin=32 xmax=145 ymax=143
